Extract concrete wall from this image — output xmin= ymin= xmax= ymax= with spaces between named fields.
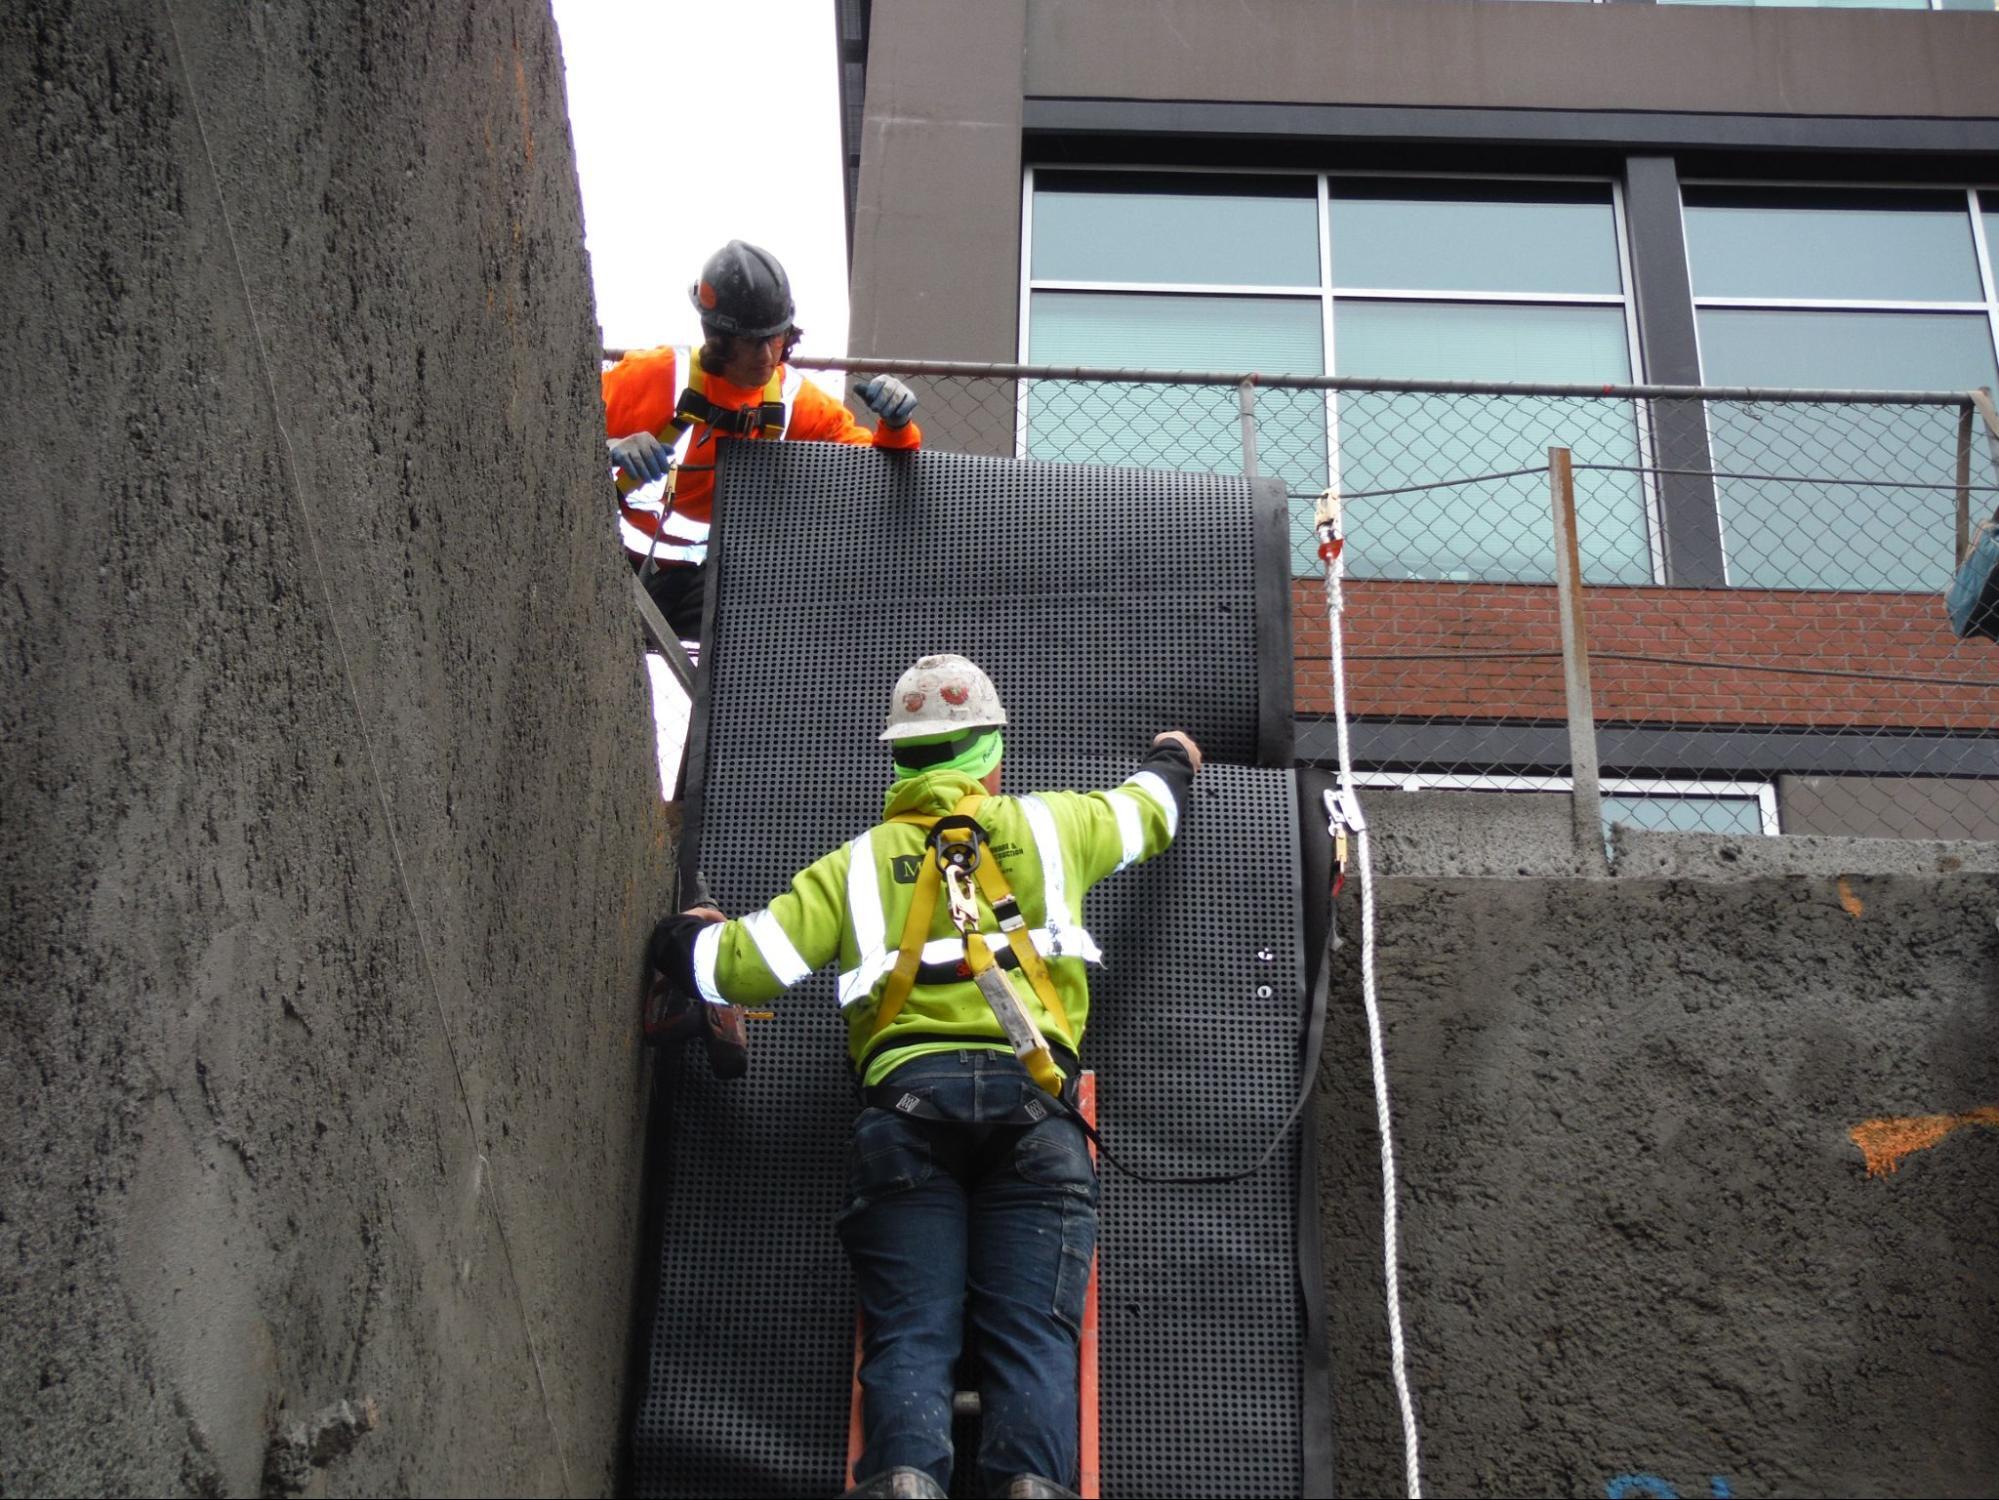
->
xmin=0 ymin=3 xmax=668 ymax=1494
xmin=1024 ymin=0 xmax=1999 ymax=118
xmin=1318 ymin=815 xmax=1999 ymax=1496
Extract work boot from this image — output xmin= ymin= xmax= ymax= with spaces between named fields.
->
xmin=842 ymin=1466 xmax=947 ymax=1499
xmin=997 ymin=1478 xmax=1078 ymax=1499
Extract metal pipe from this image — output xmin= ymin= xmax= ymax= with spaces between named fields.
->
xmin=760 ymin=353 xmax=1981 ymax=408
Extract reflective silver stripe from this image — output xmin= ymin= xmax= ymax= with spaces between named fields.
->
xmin=1106 ymin=789 xmax=1146 ymax=873
xmin=691 ymin=923 xmax=726 ymax=1008
xmin=840 ymin=928 xmax=1101 ymax=992
xmin=848 ymin=832 xmax=884 ymax=954
xmin=1123 ymin=770 xmax=1180 ymax=841
xmin=1015 ymin=792 xmax=1095 ymax=968
xmin=778 ymin=363 xmax=804 ymax=429
xmin=1019 ymin=797 xmax=1068 ymax=925
xmin=743 ymin=909 xmax=812 ymax=987
xmin=837 ymin=954 xmax=890 ymax=1010
xmin=618 ymin=516 xmax=709 ymax=562
xmin=838 ymin=832 xmax=887 ymax=1008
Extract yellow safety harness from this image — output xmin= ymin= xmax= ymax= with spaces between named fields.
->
xmin=614 ymin=347 xmax=789 ymax=499
xmin=866 ymin=792 xmax=1075 ymax=1095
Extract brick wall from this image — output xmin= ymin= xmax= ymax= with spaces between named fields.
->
xmin=1295 ymin=581 xmax=1999 ymax=732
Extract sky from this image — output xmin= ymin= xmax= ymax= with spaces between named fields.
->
xmin=549 ymin=0 xmax=852 ymax=379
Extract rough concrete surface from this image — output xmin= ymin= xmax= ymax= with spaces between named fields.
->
xmin=1320 ymin=871 xmax=1999 ymax=1498
xmin=2 ymin=3 xmax=669 ymax=1494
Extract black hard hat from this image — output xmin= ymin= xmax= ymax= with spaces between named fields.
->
xmin=689 ymin=241 xmax=796 ymax=340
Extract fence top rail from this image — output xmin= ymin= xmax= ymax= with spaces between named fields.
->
xmin=748 ymin=353 xmax=1974 ymax=407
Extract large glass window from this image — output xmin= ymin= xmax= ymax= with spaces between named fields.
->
xmin=1021 ymin=171 xmax=1648 ymax=584
xmin=1024 ymin=173 xmax=1327 ymax=507
xmin=1683 ymin=186 xmax=1999 ymax=590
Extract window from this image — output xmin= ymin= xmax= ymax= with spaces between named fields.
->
xmin=1021 ymin=170 xmax=1648 ymax=584
xmin=1350 ymin=772 xmax=1779 ymax=838
xmin=1024 ymin=172 xmax=1328 ymax=531
xmin=1682 ymin=186 xmax=1999 ymax=590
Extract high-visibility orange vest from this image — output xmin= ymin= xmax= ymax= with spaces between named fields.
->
xmin=602 ymin=345 xmax=922 ymax=553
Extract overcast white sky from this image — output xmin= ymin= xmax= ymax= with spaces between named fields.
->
xmin=551 ymin=0 xmax=852 ymax=375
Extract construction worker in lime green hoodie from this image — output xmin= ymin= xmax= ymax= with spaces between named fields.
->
xmin=648 ymin=654 xmax=1201 ymax=1500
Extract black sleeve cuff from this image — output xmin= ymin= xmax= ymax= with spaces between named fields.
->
xmin=647 ymin=913 xmax=712 ymax=996
xmin=1138 ymin=736 xmax=1198 ymax=818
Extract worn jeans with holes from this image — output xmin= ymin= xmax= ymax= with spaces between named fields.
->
xmin=836 ymin=1050 xmax=1098 ymax=1494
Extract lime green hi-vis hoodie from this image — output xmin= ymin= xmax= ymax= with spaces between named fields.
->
xmin=655 ymin=739 xmax=1197 ymax=1087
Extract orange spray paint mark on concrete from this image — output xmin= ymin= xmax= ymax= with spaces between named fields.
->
xmin=1836 ymin=877 xmax=1864 ymax=918
xmin=1850 ymin=1107 xmax=1999 ymax=1176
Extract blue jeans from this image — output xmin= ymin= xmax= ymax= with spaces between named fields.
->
xmin=836 ymin=1050 xmax=1098 ymax=1493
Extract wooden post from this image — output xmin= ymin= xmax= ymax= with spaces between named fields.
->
xmin=1549 ymin=447 xmax=1607 ymax=872
xmin=1237 ymin=376 xmax=1260 ymax=480
xmin=1956 ymin=403 xmax=1976 ymax=564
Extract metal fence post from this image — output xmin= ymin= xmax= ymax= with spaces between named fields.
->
xmin=1238 ymin=376 xmax=1259 ymax=479
xmin=1549 ymin=447 xmax=1606 ymax=871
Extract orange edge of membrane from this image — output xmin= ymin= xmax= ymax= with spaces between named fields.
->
xmin=1850 ymin=1106 xmax=1999 ymax=1177
xmin=845 ymin=1071 xmax=1102 ymax=1496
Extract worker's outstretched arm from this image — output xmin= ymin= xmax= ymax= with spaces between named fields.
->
xmin=1029 ymin=731 xmax=1202 ymax=896
xmin=648 ymin=842 xmax=854 ymax=1009
xmin=602 ymin=346 xmax=680 ymax=484
xmin=787 ymin=377 xmax=922 ymax=452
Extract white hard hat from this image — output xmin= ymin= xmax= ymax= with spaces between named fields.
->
xmin=879 ymin=654 xmax=1008 ymax=742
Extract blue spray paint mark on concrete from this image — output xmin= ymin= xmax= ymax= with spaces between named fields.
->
xmin=1607 ymin=1476 xmax=1678 ymax=1499
xmin=1606 ymin=1475 xmax=1735 ymax=1499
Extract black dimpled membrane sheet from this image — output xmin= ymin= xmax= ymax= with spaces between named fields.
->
xmin=631 ymin=445 xmax=1314 ymax=1498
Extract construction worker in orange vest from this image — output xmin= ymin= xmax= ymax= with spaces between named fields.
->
xmin=603 ymin=241 xmax=922 ymax=638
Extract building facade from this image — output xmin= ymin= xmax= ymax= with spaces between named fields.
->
xmin=835 ymin=0 xmax=1999 ymax=840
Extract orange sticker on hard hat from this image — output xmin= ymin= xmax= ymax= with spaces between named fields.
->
xmin=698 ymin=281 xmax=718 ymax=309
xmin=903 ymin=691 xmax=927 ymax=712
xmin=942 ymin=683 xmax=969 ymax=705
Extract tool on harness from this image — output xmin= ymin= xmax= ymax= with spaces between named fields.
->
xmin=867 ymin=804 xmax=1070 ymax=1098
xmin=642 ymin=867 xmax=768 ymax=1078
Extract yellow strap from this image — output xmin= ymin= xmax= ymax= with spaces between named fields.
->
xmin=970 ymin=855 xmax=1075 ymax=1045
xmin=866 ymin=792 xmax=985 ymax=1040
xmin=867 ymin=793 xmax=1076 ymax=1055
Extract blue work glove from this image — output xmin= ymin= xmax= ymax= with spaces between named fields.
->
xmin=609 ymin=431 xmax=673 ymax=484
xmin=856 ymin=374 xmax=918 ymax=430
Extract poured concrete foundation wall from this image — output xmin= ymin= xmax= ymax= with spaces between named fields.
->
xmin=1320 ymin=843 xmax=1999 ymax=1497
xmin=0 ymin=3 xmax=666 ymax=1493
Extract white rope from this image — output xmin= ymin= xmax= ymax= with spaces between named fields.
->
xmin=1320 ymin=494 xmax=1424 ymax=1498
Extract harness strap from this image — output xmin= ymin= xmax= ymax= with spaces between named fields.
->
xmin=864 ymin=1041 xmax=1084 ymax=1123
xmin=865 ymin=795 xmax=1078 ymax=1063
xmin=969 ymin=854 xmax=1075 ymax=1044
xmin=866 ymin=791 xmax=985 ymax=1040
xmin=613 ymin=347 xmax=788 ymax=497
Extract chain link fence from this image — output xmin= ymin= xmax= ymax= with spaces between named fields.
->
xmin=785 ymin=357 xmax=1999 ymax=843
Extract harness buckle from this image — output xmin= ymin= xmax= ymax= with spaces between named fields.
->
xmin=943 ymin=862 xmax=980 ymax=935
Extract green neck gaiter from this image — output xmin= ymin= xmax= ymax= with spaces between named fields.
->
xmin=890 ymin=729 xmax=1004 ymax=783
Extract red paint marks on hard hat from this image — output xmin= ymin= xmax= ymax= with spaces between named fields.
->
xmin=698 ymin=281 xmax=718 ymax=309
xmin=903 ymin=691 xmax=926 ymax=713
xmin=942 ymin=683 xmax=969 ymax=706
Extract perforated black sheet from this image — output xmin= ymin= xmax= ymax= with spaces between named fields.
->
xmin=631 ymin=445 xmax=1321 ymax=1498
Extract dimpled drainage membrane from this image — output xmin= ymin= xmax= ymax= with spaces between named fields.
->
xmin=631 ymin=445 xmax=1320 ymax=1498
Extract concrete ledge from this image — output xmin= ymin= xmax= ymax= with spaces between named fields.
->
xmin=1610 ymin=827 xmax=1999 ymax=880
xmin=1356 ymin=788 xmax=1595 ymax=878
